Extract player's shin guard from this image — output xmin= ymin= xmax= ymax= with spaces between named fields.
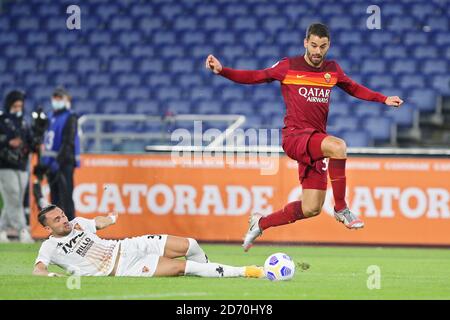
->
xmin=184 ymin=260 xmax=244 ymax=277
xmin=329 ymin=158 xmax=347 ymax=212
xmin=186 ymin=238 xmax=209 ymax=263
xmin=259 ymin=201 xmax=306 ymax=231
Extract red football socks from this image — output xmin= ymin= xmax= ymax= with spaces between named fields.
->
xmin=329 ymin=158 xmax=347 ymax=212
xmin=259 ymin=201 xmax=307 ymax=231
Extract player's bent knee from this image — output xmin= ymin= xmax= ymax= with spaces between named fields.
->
xmin=329 ymin=138 xmax=347 ymax=159
xmin=302 ymin=206 xmax=322 ymax=217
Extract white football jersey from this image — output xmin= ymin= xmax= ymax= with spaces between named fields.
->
xmin=35 ymin=217 xmax=119 ymax=276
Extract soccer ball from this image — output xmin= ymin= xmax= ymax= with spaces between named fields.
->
xmin=264 ymin=252 xmax=295 ymax=281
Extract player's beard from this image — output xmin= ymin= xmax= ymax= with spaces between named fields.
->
xmin=306 ymin=49 xmax=326 ymax=66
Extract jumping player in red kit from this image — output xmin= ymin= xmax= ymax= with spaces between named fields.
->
xmin=205 ymin=23 xmax=403 ymax=251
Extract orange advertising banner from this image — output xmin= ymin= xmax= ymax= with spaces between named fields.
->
xmin=31 ymin=154 xmax=450 ymax=246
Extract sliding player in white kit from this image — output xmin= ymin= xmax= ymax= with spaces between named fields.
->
xmin=33 ymin=205 xmax=264 ymax=278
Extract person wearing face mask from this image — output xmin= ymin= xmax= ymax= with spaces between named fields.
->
xmin=38 ymin=87 xmax=80 ymax=222
xmin=0 ymin=90 xmax=37 ymax=243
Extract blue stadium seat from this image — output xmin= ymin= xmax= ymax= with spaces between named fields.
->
xmin=46 ymin=16 xmax=66 ymax=31
xmin=192 ymin=44 xmax=215 ymax=59
xmin=367 ymin=75 xmax=394 ymax=89
xmin=155 ymin=87 xmax=182 ymax=101
xmin=426 ymin=16 xmax=448 ymax=31
xmin=67 ymin=45 xmax=92 ymax=59
xmin=339 ymin=31 xmax=362 ymax=45
xmin=46 ymin=58 xmax=70 ymax=73
xmin=170 ymin=59 xmax=195 ymax=73
xmin=235 ymin=58 xmax=259 ymax=70
xmin=340 ymin=130 xmax=371 ymax=147
xmin=196 ymin=4 xmax=219 ymax=17
xmin=95 ymin=4 xmax=120 ymax=20
xmin=76 ymin=58 xmax=101 ymax=74
xmin=25 ymin=74 xmax=47 ymax=87
xmin=53 ymin=73 xmax=80 ymax=88
xmin=387 ymin=16 xmax=415 ymax=31
xmin=130 ymin=45 xmax=155 ymax=59
xmin=435 ymin=32 xmax=450 ymax=46
xmin=221 ymin=87 xmax=245 ymax=101
xmin=0 ymin=31 xmax=18 ymax=46
xmin=258 ymin=100 xmax=285 ymax=118
xmin=116 ymin=73 xmax=142 ymax=87
xmin=146 ymin=73 xmax=171 ymax=87
xmin=139 ymin=17 xmax=164 ymax=34
xmin=196 ymin=101 xmax=222 ymax=114
xmin=399 ymin=75 xmax=426 ymax=89
xmin=363 ymin=117 xmax=392 ymax=142
xmin=139 ymin=59 xmax=165 ymax=74
xmin=165 ymin=100 xmax=193 ymax=114
xmin=404 ymin=32 xmax=428 ymax=46
xmin=110 ymin=16 xmax=133 ymax=31
xmin=17 ymin=17 xmax=39 ymax=31
xmin=181 ymin=31 xmax=206 ymax=45
xmin=328 ymin=115 xmax=360 ymax=132
xmin=411 ymin=3 xmax=436 ymax=19
xmin=368 ymin=32 xmax=394 ymax=46
xmin=203 ymin=16 xmax=227 ymax=31
xmin=190 ymin=87 xmax=214 ymax=101
xmin=160 ymin=45 xmax=185 ymax=58
xmin=4 ymin=45 xmax=28 ymax=58
xmin=213 ymin=31 xmax=236 ymax=45
xmin=153 ymin=31 xmax=176 ymax=45
xmin=89 ymin=32 xmax=112 ymax=45
xmin=124 ymin=87 xmax=151 ymax=100
xmin=283 ymin=4 xmax=309 ymax=20
xmin=118 ymin=31 xmax=142 ymax=47
xmin=354 ymin=102 xmax=382 ymax=118
xmin=384 ymin=103 xmax=415 ymax=128
xmin=100 ymin=100 xmax=128 ymax=114
xmin=431 ymin=75 xmax=450 ymax=94
xmin=97 ymin=45 xmax=122 ymax=60
xmin=329 ymin=16 xmax=353 ymax=31
xmin=360 ymin=59 xmax=386 ymax=74
xmin=54 ymin=32 xmax=79 ymax=48
xmin=413 ymin=46 xmax=438 ymax=59
xmin=130 ymin=4 xmax=155 ymax=17
xmin=391 ymin=60 xmax=417 ymax=74
xmin=233 ymin=16 xmax=258 ymax=31
xmin=109 ymin=58 xmax=134 ymax=73
xmin=228 ymin=101 xmax=255 ymax=116
xmin=108 ymin=121 xmax=142 ymax=133
xmin=383 ymin=45 xmax=408 ymax=59
xmin=256 ymin=45 xmax=281 ymax=59
xmin=0 ymin=74 xmax=16 ymax=87
xmin=421 ymin=60 xmax=448 ymax=75
xmin=263 ymin=17 xmax=286 ymax=32
xmin=241 ymin=31 xmax=266 ymax=47
xmin=26 ymin=32 xmax=49 ymax=45
xmin=176 ymin=74 xmax=204 ymax=88
xmin=95 ymin=87 xmax=121 ymax=100
xmin=328 ymin=102 xmax=352 ymax=117
xmin=73 ymin=100 xmax=98 ymax=115
xmin=409 ymin=89 xmax=437 ymax=113
xmin=133 ymin=100 xmax=160 ymax=115
xmin=87 ymin=73 xmax=111 ymax=87
xmin=13 ymin=58 xmax=37 ymax=74
xmin=160 ymin=3 xmax=183 ymax=18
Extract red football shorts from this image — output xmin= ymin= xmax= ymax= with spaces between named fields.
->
xmin=282 ymin=128 xmax=329 ymax=190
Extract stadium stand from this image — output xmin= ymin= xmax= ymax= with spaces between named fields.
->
xmin=0 ymin=0 xmax=449 ymax=151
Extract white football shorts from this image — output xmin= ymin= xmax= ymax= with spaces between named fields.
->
xmin=115 ymin=234 xmax=168 ymax=277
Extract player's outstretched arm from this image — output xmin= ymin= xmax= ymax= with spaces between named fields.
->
xmin=95 ymin=212 xmax=118 ymax=230
xmin=384 ymin=96 xmax=404 ymax=107
xmin=32 ymin=262 xmax=63 ymax=277
xmin=205 ymin=54 xmax=285 ymax=84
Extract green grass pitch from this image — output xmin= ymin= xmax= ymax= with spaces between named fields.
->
xmin=1 ymin=242 xmax=450 ymax=300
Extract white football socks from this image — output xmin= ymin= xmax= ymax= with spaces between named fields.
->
xmin=186 ymin=238 xmax=209 ymax=263
xmin=184 ymin=260 xmax=244 ymax=278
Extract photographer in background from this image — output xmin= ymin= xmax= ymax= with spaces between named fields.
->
xmin=36 ymin=87 xmax=80 ymax=221
xmin=0 ymin=90 xmax=38 ymax=243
